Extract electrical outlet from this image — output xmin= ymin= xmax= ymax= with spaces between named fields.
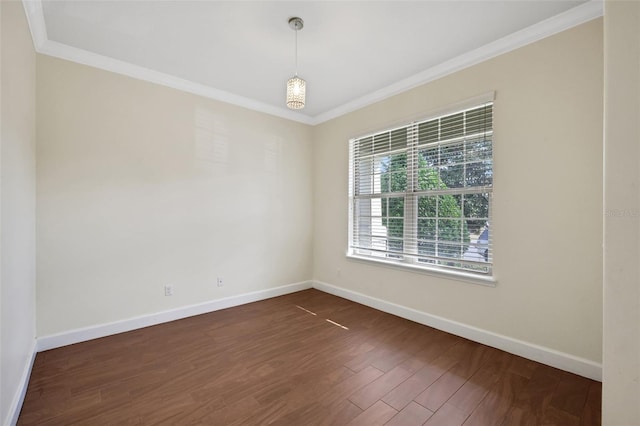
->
xmin=164 ymin=284 xmax=174 ymax=296
xmin=217 ymin=277 xmax=224 ymax=287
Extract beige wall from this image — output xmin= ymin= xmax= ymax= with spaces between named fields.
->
xmin=603 ymin=1 xmax=640 ymax=423
xmin=1 ymin=1 xmax=37 ymax=423
xmin=36 ymin=55 xmax=313 ymax=336
xmin=313 ymin=19 xmax=603 ymax=363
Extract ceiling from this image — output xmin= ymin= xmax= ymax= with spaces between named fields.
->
xmin=25 ymin=1 xmax=601 ymax=124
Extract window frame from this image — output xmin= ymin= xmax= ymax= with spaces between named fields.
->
xmin=347 ymin=95 xmax=496 ymax=285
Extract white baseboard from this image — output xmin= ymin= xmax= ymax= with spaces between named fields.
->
xmin=31 ymin=278 xmax=601 ymax=387
xmin=312 ymin=280 xmax=602 ymax=381
xmin=13 ymin=278 xmax=600 ymax=426
xmin=37 ymin=281 xmax=313 ymax=352
xmin=5 ymin=340 xmax=37 ymax=426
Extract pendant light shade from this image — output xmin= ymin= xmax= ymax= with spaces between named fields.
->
xmin=287 ymin=75 xmax=306 ymax=110
xmin=286 ymin=17 xmax=305 ymax=110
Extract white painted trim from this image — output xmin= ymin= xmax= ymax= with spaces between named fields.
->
xmin=312 ymin=280 xmax=602 ymax=381
xmin=346 ymin=254 xmax=496 ymax=288
xmin=21 ymin=0 xmax=602 ymax=126
xmin=21 ymin=0 xmax=47 ymax=50
xmin=312 ymin=0 xmax=603 ymax=124
xmin=5 ymin=341 xmax=37 ymax=426
xmin=37 ymin=41 xmax=315 ymax=126
xmin=36 ymin=281 xmax=312 ymax=352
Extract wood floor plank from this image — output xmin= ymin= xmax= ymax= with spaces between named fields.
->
xmin=180 ymin=394 xmax=261 ymax=425
xmin=268 ymin=398 xmax=362 ymax=426
xmin=17 ymin=289 xmax=601 ymax=425
xmin=413 ymin=339 xmax=497 ymax=411
xmin=463 ymin=371 xmax=529 ymax=426
xmin=382 ymin=362 xmax=448 ymax=410
xmin=316 ymin=400 xmax=364 ymax=426
xmin=348 ymin=364 xmax=414 ymax=410
xmin=580 ymin=381 xmax=602 ymax=426
xmin=540 ymin=405 xmax=580 ymax=426
xmin=323 ymin=365 xmax=385 ymax=406
xmin=415 ymin=371 xmax=467 ymax=413
xmin=424 ymin=403 xmax=468 ymax=426
xmin=501 ymin=365 xmax=563 ymax=425
xmin=381 ymin=333 xmax=465 ymax=411
xmin=347 ymin=400 xmax=397 ymax=426
xmin=507 ymin=354 xmax=538 ymax=379
xmin=385 ymin=401 xmax=434 ymax=426
xmin=549 ymin=372 xmax=592 ymax=418
xmin=345 ymin=346 xmax=391 ymax=373
xmin=447 ymin=368 xmax=500 ymax=416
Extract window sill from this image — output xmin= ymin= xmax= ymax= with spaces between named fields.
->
xmin=345 ymin=253 xmax=497 ymax=287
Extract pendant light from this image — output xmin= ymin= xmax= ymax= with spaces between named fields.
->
xmin=286 ymin=17 xmax=306 ymax=110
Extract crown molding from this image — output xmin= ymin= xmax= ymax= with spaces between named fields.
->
xmin=311 ymin=0 xmax=603 ymax=125
xmin=22 ymin=0 xmax=47 ymax=50
xmin=22 ymin=0 xmax=602 ymax=127
xmin=39 ymin=40 xmax=315 ymax=125
xmin=20 ymin=0 xmax=313 ymax=125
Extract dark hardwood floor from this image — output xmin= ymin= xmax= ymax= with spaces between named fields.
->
xmin=19 ymin=289 xmax=601 ymax=425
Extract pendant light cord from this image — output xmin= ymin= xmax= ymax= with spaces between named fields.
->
xmin=294 ymin=26 xmax=298 ymax=76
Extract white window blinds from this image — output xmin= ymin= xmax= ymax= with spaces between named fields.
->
xmin=348 ymin=101 xmax=493 ymax=276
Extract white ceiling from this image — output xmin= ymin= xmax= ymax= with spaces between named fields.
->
xmin=25 ymin=0 xmax=601 ymax=124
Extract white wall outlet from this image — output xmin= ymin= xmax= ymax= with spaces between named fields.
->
xmin=216 ymin=277 xmax=224 ymax=287
xmin=164 ymin=284 xmax=174 ymax=296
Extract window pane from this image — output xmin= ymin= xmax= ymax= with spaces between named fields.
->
xmin=417 ymin=167 xmax=439 ymax=191
xmin=438 ymin=242 xmax=462 ymax=259
xmin=440 ymin=143 xmax=464 ymax=165
xmin=386 ymin=218 xmax=404 ymax=238
xmin=388 ymin=171 xmax=407 ymax=192
xmin=466 ymin=105 xmax=493 ymax=135
xmin=379 ymin=172 xmax=390 ymax=193
xmin=438 ymin=219 xmax=462 ymax=242
xmin=465 ymin=161 xmax=493 ymax=186
xmin=418 ymin=218 xmax=436 ymax=240
xmin=390 ymin=128 xmax=408 ymax=150
xmin=358 ymin=136 xmax=373 ymax=156
xmin=380 ymin=198 xmax=388 ymax=218
xmin=418 ymin=120 xmax=439 ymax=144
xmin=355 ymin=199 xmax=374 ymax=218
xmin=438 ymin=195 xmax=462 ymax=218
xmin=388 ymin=238 xmax=403 ymax=253
xmin=466 ymin=220 xmax=488 ymax=238
xmin=420 ymin=146 xmax=439 ymax=166
xmin=418 ymin=196 xmax=437 ymax=218
xmin=439 ymin=164 xmax=464 ymax=188
xmin=463 ymin=223 xmax=490 ymax=263
xmin=380 ymin=153 xmax=407 ymax=193
xmin=463 ymin=193 xmax=489 ymax=219
xmin=356 ymin=157 xmax=373 ymax=195
xmin=388 ymin=197 xmax=404 ymax=217
xmin=373 ymin=133 xmax=389 ymax=153
xmin=387 ymin=153 xmax=407 ymax=172
xmin=441 ymin=113 xmax=464 ymax=140
xmin=466 ymin=138 xmax=492 ymax=161
xmin=371 ymin=222 xmax=388 ymax=237
xmin=418 ymin=241 xmax=436 ymax=257
xmin=371 ymin=236 xmax=387 ymax=251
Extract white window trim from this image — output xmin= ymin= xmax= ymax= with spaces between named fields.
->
xmin=347 ymin=93 xmax=495 ymax=283
xmin=345 ymin=252 xmax=497 ymax=287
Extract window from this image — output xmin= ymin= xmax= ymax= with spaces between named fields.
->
xmin=348 ymin=101 xmax=493 ymax=277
